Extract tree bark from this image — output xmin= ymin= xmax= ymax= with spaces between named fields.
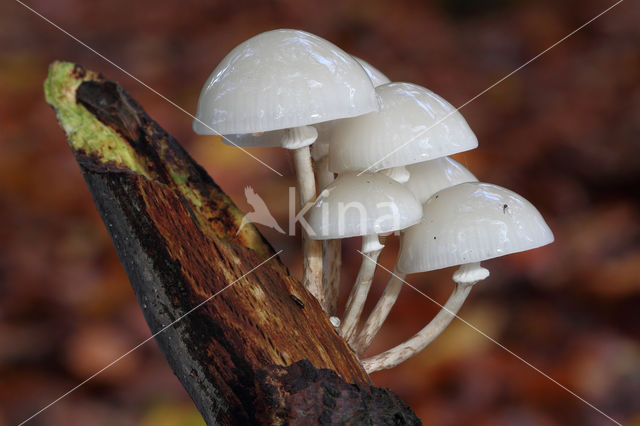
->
xmin=44 ymin=62 xmax=420 ymax=425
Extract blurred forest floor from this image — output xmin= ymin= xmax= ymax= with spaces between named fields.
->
xmin=0 ymin=0 xmax=639 ymax=425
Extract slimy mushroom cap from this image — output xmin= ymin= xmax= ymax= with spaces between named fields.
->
xmin=307 ymin=173 xmax=422 ymax=240
xmin=193 ymin=29 xmax=378 ymax=137
xmin=398 ymin=182 xmax=554 ymax=274
xmin=329 ymin=82 xmax=478 ymax=173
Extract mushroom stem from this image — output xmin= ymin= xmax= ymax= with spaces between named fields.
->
xmin=361 ymin=262 xmax=488 ymax=373
xmin=352 ymin=269 xmax=406 ymax=354
xmin=287 ymin=126 xmax=325 ymax=311
xmin=340 ymin=234 xmax=384 ymax=342
xmin=315 ymin=156 xmax=341 ymax=316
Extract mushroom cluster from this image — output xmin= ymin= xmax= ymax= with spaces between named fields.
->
xmin=194 ymin=29 xmax=554 ymax=373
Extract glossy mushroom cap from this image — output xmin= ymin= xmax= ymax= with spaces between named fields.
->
xmin=307 ymin=57 xmax=390 ymax=160
xmin=329 ymin=82 xmax=478 ymax=173
xmin=404 ymin=157 xmax=478 ymax=203
xmin=193 ymin=29 xmax=378 ymax=136
xmin=223 ymin=55 xmax=390 ymax=152
xmin=397 ymin=182 xmax=554 ymax=274
xmin=307 ymin=173 xmax=422 ymax=240
xmin=354 ymin=57 xmax=390 ymax=87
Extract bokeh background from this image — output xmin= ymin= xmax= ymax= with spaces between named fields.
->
xmin=1 ymin=0 xmax=639 ymax=424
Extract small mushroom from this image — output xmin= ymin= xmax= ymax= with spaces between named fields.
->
xmin=329 ymin=82 xmax=478 ymax=183
xmin=353 ymin=157 xmax=478 ymax=352
xmin=361 ymin=182 xmax=554 ymax=372
xmin=193 ymin=29 xmax=378 ymax=310
xmin=306 ymin=173 xmax=422 ymax=342
xmin=193 ymin=29 xmax=377 ymax=135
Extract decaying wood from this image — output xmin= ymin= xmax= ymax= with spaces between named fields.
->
xmin=44 ymin=62 xmax=420 ymax=424
xmin=255 ymin=360 xmax=420 ymax=424
xmin=322 ymin=239 xmax=342 ymax=316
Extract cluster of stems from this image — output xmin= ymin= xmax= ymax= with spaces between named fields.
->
xmin=296 ymin=138 xmax=484 ymax=374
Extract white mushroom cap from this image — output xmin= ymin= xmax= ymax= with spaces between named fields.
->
xmin=354 ymin=57 xmax=390 ymax=87
xmin=329 ymin=82 xmax=478 ymax=173
xmin=307 ymin=173 xmax=422 ymax=240
xmin=193 ymin=29 xmax=378 ymax=136
xmin=397 ymin=182 xmax=554 ymax=274
xmin=404 ymin=157 xmax=478 ymax=203
xmin=308 ymin=58 xmax=389 ymax=161
xmin=223 ymin=55 xmax=390 ymax=152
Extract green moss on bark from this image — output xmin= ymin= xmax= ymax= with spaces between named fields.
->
xmin=44 ymin=61 xmax=150 ymax=176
